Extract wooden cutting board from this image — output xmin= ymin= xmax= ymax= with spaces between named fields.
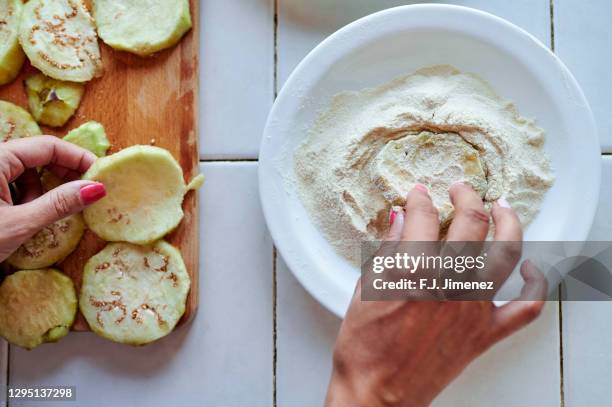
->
xmin=0 ymin=0 xmax=200 ymax=331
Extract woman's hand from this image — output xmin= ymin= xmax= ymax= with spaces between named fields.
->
xmin=0 ymin=136 xmax=106 ymax=263
xmin=325 ymin=183 xmax=547 ymax=407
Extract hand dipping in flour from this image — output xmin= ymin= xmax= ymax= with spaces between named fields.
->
xmin=325 ymin=183 xmax=547 ymax=407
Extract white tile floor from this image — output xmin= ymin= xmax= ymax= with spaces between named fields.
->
xmin=200 ymin=0 xmax=275 ymax=159
xmin=3 ymin=1 xmax=612 ymax=406
xmin=555 ymin=0 xmax=612 ymax=152
xmin=278 ymin=0 xmax=551 ymax=87
xmin=562 ymin=157 xmax=612 ymax=407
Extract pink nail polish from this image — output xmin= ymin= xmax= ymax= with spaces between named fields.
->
xmin=389 ymin=207 xmax=397 ymax=225
xmin=81 ymin=183 xmax=106 ymax=205
xmin=414 ymin=183 xmax=428 ymax=194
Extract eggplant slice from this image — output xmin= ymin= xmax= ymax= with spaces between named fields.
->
xmin=80 ymin=241 xmax=190 ymax=345
xmin=19 ymin=0 xmax=103 ymax=82
xmin=0 ymin=269 xmax=77 ymax=349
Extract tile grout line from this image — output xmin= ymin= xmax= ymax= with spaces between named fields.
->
xmin=273 ymin=0 xmax=279 ymax=102
xmin=550 ymin=1 xmax=564 ymax=406
xmin=198 ymin=158 xmax=259 ymax=163
xmin=272 ymin=247 xmax=278 ymax=407
xmin=558 ymin=286 xmax=565 ymax=407
xmin=272 ymin=0 xmax=279 ymax=406
xmin=196 ymin=154 xmax=610 ymax=163
xmin=550 ymin=0 xmax=556 ymax=53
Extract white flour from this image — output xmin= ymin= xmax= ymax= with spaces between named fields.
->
xmin=294 ymin=65 xmax=554 ymax=265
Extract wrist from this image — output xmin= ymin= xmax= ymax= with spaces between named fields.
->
xmin=325 ymin=370 xmax=372 ymax=407
xmin=325 ymin=364 xmax=432 ymax=407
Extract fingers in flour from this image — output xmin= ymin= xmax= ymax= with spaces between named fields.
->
xmin=484 ymin=198 xmax=524 ymax=285
xmin=447 ymin=183 xmax=489 ymax=241
xmin=491 ymin=198 xmax=522 ymax=242
xmin=401 ymin=184 xmax=439 ymax=241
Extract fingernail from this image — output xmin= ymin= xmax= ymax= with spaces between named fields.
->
xmin=80 ymin=183 xmax=106 ymax=205
xmin=450 ymin=181 xmax=464 ymax=189
xmin=497 ymin=197 xmax=511 ymax=209
xmin=389 ymin=206 xmax=403 ymax=225
xmin=414 ymin=183 xmax=429 ymax=194
xmin=389 ymin=207 xmax=397 ymax=225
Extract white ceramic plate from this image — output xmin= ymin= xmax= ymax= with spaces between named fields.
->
xmin=259 ymin=5 xmax=600 ymax=317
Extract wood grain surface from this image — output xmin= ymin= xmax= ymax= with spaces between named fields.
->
xmin=0 ymin=0 xmax=200 ymax=332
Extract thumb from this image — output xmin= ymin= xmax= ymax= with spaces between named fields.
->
xmin=17 ymin=180 xmax=106 ymax=234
